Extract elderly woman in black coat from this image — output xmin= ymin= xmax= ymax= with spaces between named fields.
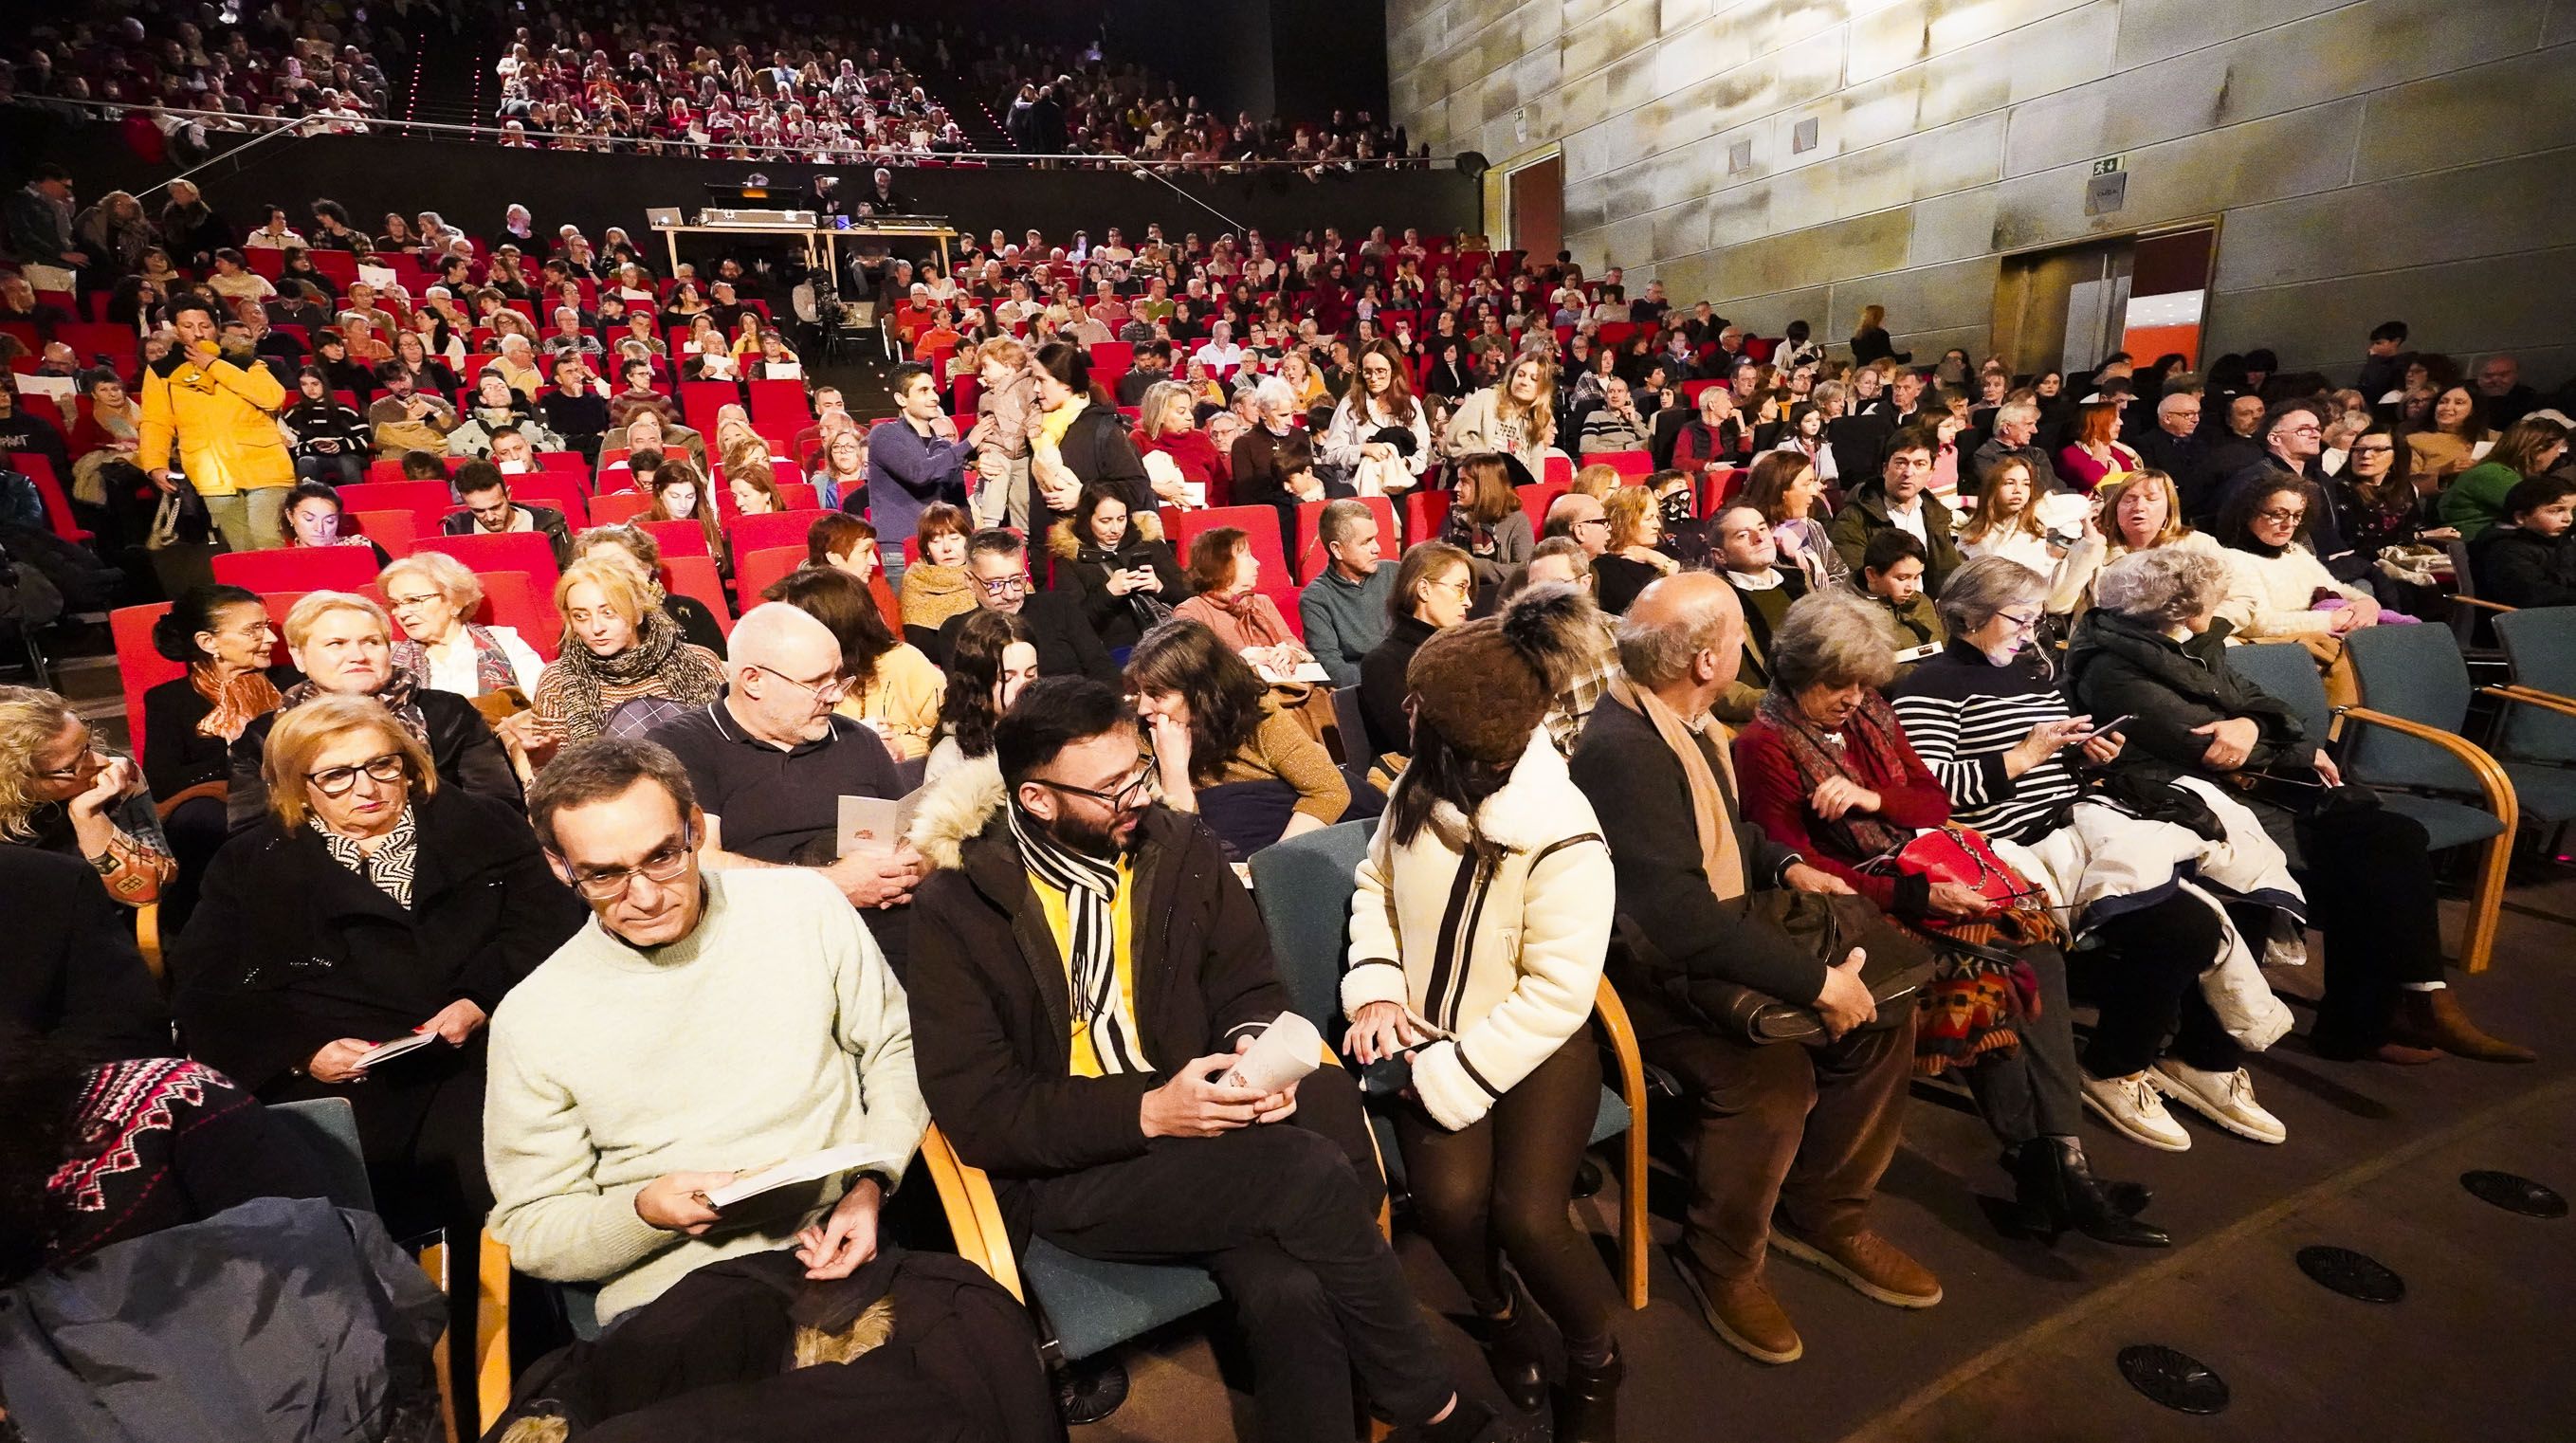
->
xmin=2064 ymin=548 xmax=2529 ymax=1066
xmin=174 ymin=694 xmax=587 ymax=1238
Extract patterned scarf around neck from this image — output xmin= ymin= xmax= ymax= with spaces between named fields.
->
xmin=1007 ymin=800 xmax=1148 ymax=1075
xmin=1753 ymin=685 xmax=1915 ymax=861
xmin=393 ymin=623 xmax=517 ymax=697
xmin=192 ymin=665 xmax=283 ymax=740
xmin=281 ymin=667 xmax=429 ymax=741
xmin=546 ymin=608 xmax=722 ymax=740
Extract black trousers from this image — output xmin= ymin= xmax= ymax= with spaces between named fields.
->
xmin=1958 ymin=941 xmax=2082 ymax=1146
xmin=1023 ymin=1066 xmax=1452 ymax=1443
xmin=1394 ymin=1032 xmax=1620 ymax=1349
xmin=2297 ymin=806 xmax=2446 ymax=1041
xmin=2075 ymin=893 xmax=2242 ymax=1078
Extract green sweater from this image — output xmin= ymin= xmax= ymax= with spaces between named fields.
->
xmin=2440 ymin=461 xmax=2522 ymax=541
xmin=484 ymin=868 xmax=925 ymax=1323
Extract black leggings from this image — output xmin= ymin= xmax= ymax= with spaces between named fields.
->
xmin=2076 ymin=892 xmax=2242 ymax=1078
xmin=2297 ymin=806 xmax=2445 ymax=1040
xmin=1393 ymin=1032 xmax=1620 ymax=1350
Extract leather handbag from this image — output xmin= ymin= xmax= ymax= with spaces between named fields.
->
xmin=1862 ymin=823 xmax=2050 ymax=937
xmin=1624 ymin=890 xmax=1935 ymax=1047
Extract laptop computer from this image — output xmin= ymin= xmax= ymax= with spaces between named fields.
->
xmin=644 ymin=206 xmax=685 ymax=228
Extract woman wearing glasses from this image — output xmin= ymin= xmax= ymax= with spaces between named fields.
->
xmin=174 ymin=694 xmax=588 ymax=1242
xmin=0 ymin=686 xmax=178 ymax=909
xmin=2212 ymin=476 xmax=2384 ymax=646
xmin=1735 ymin=590 xmax=2172 ymax=1248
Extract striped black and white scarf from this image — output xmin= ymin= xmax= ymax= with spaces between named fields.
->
xmin=1008 ymin=802 xmax=1149 ymax=1074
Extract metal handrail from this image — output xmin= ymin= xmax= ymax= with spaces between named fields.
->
xmin=9 ymin=96 xmax=1441 ymax=172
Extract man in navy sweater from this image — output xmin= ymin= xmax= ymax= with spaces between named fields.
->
xmin=864 ymin=365 xmax=972 ymax=588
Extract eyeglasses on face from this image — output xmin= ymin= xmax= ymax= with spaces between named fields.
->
xmin=751 ymin=663 xmax=854 ymax=705
xmin=976 ymin=573 xmax=1032 ymax=597
xmin=2255 ymin=506 xmax=2308 ymax=526
xmin=307 ymin=753 xmax=406 ymax=796
xmin=562 ymin=826 xmax=699 ymax=900
xmin=1034 ymin=754 xmax=1158 ymax=809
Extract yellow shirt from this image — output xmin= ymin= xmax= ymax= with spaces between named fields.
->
xmin=1030 ymin=856 xmax=1146 ymax=1077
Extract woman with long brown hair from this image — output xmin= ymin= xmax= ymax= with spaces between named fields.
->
xmin=644 ymin=457 xmax=725 ymax=565
xmin=1442 ymin=351 xmax=1556 ymax=464
xmin=1442 ymin=452 xmax=1536 ymax=596
xmin=1126 ymin=617 xmax=1347 ymax=852
xmin=1323 ymin=338 xmax=1433 ymax=495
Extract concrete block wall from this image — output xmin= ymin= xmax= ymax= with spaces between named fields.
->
xmin=1389 ymin=0 xmax=2576 ymax=383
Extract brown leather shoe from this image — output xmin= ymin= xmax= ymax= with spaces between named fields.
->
xmin=1769 ymin=1228 xmax=1943 ymax=1308
xmin=2388 ymin=988 xmax=2536 ymax=1063
xmin=1672 ymin=1256 xmax=1801 ymax=1364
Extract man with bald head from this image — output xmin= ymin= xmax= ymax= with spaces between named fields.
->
xmin=649 ymin=602 xmax=923 ymax=970
xmin=1569 ymin=572 xmax=1931 ymax=1367
xmin=1544 ymin=490 xmax=1611 ymax=558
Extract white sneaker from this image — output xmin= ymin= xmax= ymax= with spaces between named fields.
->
xmin=2151 ymin=1061 xmax=2288 ymax=1144
xmin=2081 ymin=1070 xmax=2191 ymax=1151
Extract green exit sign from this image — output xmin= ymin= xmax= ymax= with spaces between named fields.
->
xmin=2092 ymin=155 xmax=2124 ymax=175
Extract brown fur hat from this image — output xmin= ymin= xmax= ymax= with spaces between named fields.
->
xmin=1404 ymin=581 xmax=1601 ymax=764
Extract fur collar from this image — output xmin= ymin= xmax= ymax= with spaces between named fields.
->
xmin=1422 ymin=727 xmax=1584 ymax=853
xmin=1044 ymin=509 xmax=1164 ymax=561
xmin=905 ymin=755 xmax=1006 ymax=871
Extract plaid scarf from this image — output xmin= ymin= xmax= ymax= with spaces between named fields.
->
xmin=1007 ymin=801 xmax=1149 ymax=1075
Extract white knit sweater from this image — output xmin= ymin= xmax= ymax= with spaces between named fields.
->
xmin=484 ymin=868 xmax=926 ymax=1323
xmin=1343 ymin=729 xmax=1613 ymax=1130
xmin=2219 ymin=541 xmax=2371 ymax=639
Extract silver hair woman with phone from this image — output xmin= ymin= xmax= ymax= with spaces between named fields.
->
xmin=1888 ymin=557 xmax=2292 ymax=1178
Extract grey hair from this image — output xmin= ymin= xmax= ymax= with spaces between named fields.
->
xmin=2093 ymin=546 xmax=2230 ymax=626
xmin=1998 ymin=399 xmax=2040 ymax=424
xmin=1316 ymin=497 xmax=1376 ymax=549
xmin=1614 ymin=576 xmax=1736 ymax=686
xmin=1251 ymin=374 xmax=1297 ymax=413
xmin=1770 ymin=590 xmax=1899 ymax=693
xmin=1934 ymin=555 xmax=2048 ymax=637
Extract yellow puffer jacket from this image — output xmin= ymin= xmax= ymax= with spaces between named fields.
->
xmin=137 ymin=353 xmax=292 ymax=496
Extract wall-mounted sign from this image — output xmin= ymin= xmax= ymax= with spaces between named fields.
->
xmin=2086 ymin=170 xmax=2129 ymax=215
xmin=1513 ymin=106 xmax=1528 ymax=143
xmin=2092 ymin=155 xmax=2124 ymax=175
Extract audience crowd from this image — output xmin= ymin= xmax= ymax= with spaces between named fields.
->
xmin=5 ymin=150 xmax=2575 ymax=1443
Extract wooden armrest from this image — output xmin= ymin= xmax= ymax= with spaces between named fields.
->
xmin=135 ymin=902 xmax=163 ymax=983
xmin=155 ymin=780 xmax=228 ymax=818
xmin=2482 ymin=685 xmax=2576 ymax=720
xmin=2340 ymin=704 xmax=2517 ymax=974
xmin=1594 ymin=977 xmax=1653 ymax=1311
xmin=918 ymin=1124 xmax=1023 ymax=1304
xmin=2451 ymin=594 xmax=2516 ymax=612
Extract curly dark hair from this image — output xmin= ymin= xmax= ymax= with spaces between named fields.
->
xmin=2215 ymin=473 xmax=2317 ymax=550
xmin=939 ymin=609 xmax=1038 ymax=761
xmin=1123 ymin=617 xmax=1267 ymax=787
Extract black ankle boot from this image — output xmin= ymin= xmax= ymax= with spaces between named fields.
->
xmin=1554 ymin=1342 xmax=1621 ymax=1443
xmin=2012 ymin=1138 xmax=2170 ymax=1248
xmin=1480 ymin=1293 xmax=1548 ymax=1414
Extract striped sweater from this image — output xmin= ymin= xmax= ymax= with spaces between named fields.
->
xmin=1884 ymin=642 xmax=2082 ymax=844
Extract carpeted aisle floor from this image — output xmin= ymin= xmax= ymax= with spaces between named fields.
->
xmin=1079 ymin=871 xmax=2576 ymax=1443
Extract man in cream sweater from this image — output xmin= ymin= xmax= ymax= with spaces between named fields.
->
xmin=484 ymin=738 xmax=927 ymax=1324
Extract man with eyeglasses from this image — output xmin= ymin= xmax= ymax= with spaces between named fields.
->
xmin=934 ymin=527 xmax=1119 ymax=682
xmin=909 ymin=677 xmax=1507 ymax=1443
xmin=2134 ymin=388 xmax=2203 ymax=479
xmin=2216 ymin=400 xmax=2365 ymax=581
xmin=485 ymin=736 xmax=924 ymax=1327
xmin=649 ymin=604 xmax=923 ymax=972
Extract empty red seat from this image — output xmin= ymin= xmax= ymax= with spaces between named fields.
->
xmin=341 ymin=480 xmax=458 ymax=534
xmin=659 ymin=555 xmax=735 ymax=632
xmin=1401 ymin=486 xmax=1452 ymax=545
xmin=347 ymin=508 xmax=419 ymax=558
xmin=679 ymin=380 xmax=739 ymax=431
xmin=725 ymin=508 xmax=825 ymax=561
xmin=1516 ymin=480 xmax=1571 ymax=532
xmin=1592 ymin=449 xmax=1654 ymax=481
xmin=413 ymin=530 xmax=561 ymax=594
xmin=636 ymin=519 xmax=711 ymax=558
xmin=211 ymin=545 xmax=383 ymax=594
xmin=733 ymin=545 xmax=806 ymax=613
xmin=745 ymin=378 xmax=812 ymax=429
xmin=469 ymin=570 xmax=560 ymax=659
xmin=591 ymin=491 xmax=654 ymax=526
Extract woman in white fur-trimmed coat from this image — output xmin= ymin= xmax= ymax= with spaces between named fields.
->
xmin=1340 ymin=583 xmax=1624 ymax=1442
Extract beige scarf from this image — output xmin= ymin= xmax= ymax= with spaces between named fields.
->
xmin=1606 ymin=676 xmax=1745 ymax=901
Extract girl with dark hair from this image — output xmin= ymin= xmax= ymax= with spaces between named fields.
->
xmin=283 ymin=367 xmax=371 ymax=487
xmin=1343 ymin=584 xmax=1625 ymax=1441
xmin=924 ymin=608 xmax=1037 ymax=784
xmin=1125 ymin=617 xmax=1347 ymax=852
xmin=276 ymin=480 xmax=393 ymax=564
xmin=1029 ymin=340 xmax=1154 ymax=557
xmin=1048 ymin=481 xmax=1184 ymax=654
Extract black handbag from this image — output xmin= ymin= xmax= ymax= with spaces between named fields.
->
xmin=1621 ymin=891 xmax=1936 ymax=1046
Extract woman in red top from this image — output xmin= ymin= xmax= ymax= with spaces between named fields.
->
xmin=2055 ymin=400 xmax=2142 ymax=494
xmin=1732 ymin=589 xmax=2158 ymax=1248
xmin=1130 ymin=378 xmax=1230 ymax=508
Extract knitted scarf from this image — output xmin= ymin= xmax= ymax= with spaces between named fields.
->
xmin=543 ymin=609 xmax=722 ymax=741
xmin=190 ymin=664 xmax=283 ymax=740
xmin=1007 ymin=801 xmax=1148 ymax=1074
xmin=1751 ymin=686 xmax=1914 ymax=860
xmin=1197 ymin=588 xmax=1291 ymax=650
xmin=280 ymin=667 xmax=429 ymax=741
xmin=900 ymin=562 xmax=976 ymax=630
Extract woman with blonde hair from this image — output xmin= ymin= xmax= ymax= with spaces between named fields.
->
xmin=530 ymin=554 xmax=726 ymax=742
xmin=1960 ymin=455 xmax=2103 ymax=616
xmin=1443 ymin=351 xmax=1557 ymax=463
xmin=380 ymin=551 xmax=547 ymax=699
xmin=174 ymin=692 xmax=586 ymax=1244
xmin=1849 ymin=303 xmax=1908 ymax=366
xmin=722 ymin=441 xmax=788 ymax=517
xmin=1593 ymin=483 xmax=1680 ymax=614
xmin=1132 ymin=377 xmax=1229 ymax=508
xmin=0 ymin=685 xmax=177 ymax=908
xmin=1566 ymin=462 xmax=1621 ymax=502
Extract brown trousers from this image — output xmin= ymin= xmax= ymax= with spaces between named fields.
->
xmin=1634 ymin=998 xmax=1916 ymax=1281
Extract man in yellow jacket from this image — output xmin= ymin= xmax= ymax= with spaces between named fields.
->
xmin=139 ymin=295 xmax=294 ymax=552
